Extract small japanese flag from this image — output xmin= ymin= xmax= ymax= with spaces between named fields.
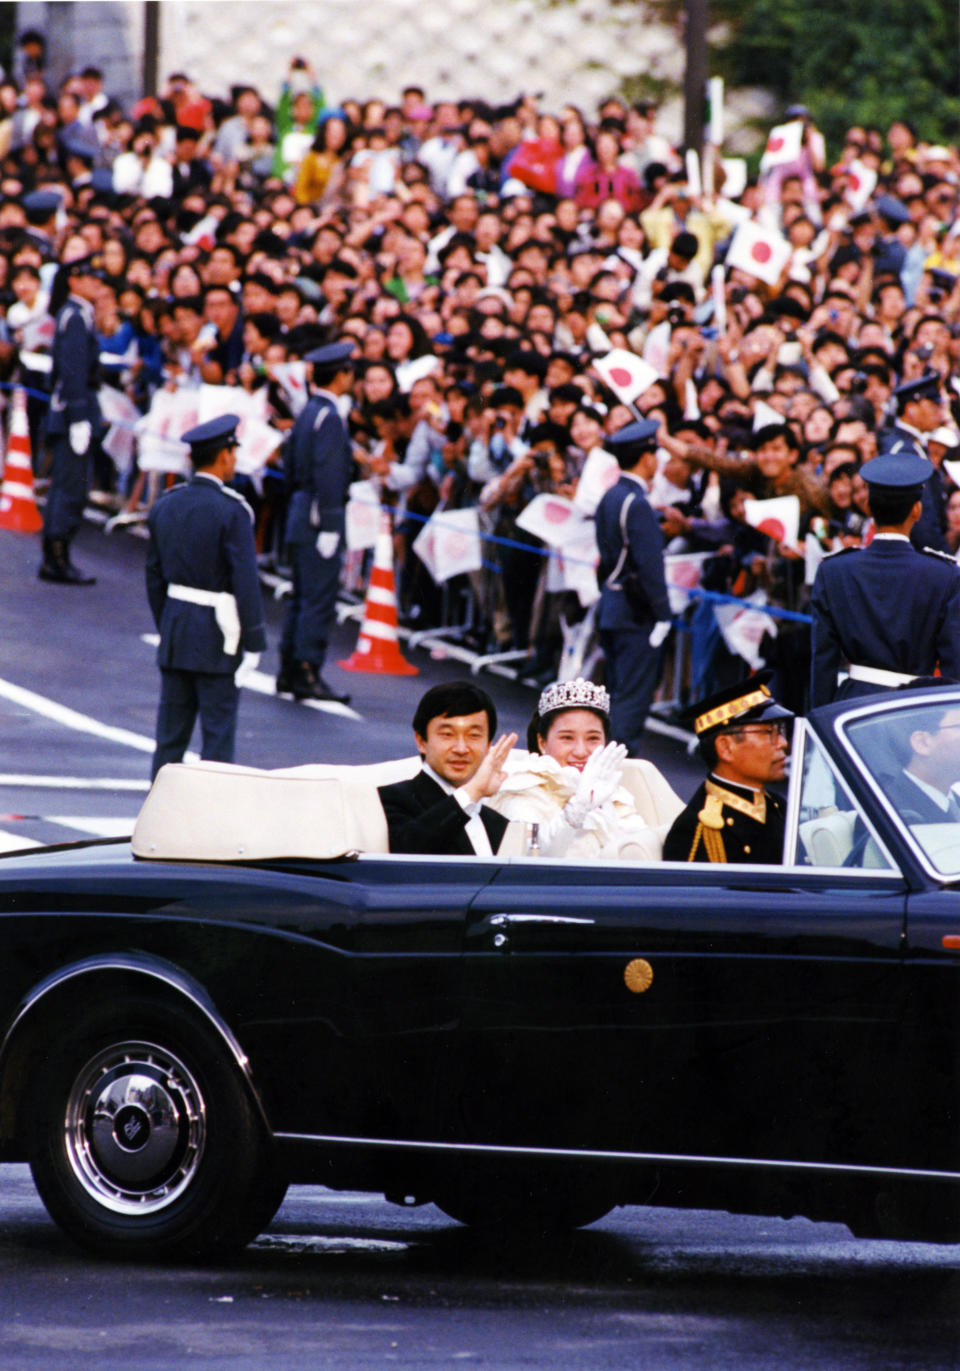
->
xmin=759 ymin=120 xmax=805 ymax=173
xmin=572 ymin=447 xmax=620 ymax=516
xmin=413 ymin=508 xmax=482 ymax=583
xmin=593 ymin=348 xmax=659 ymax=405
xmin=515 ymin=492 xmax=578 ymax=545
xmin=752 ymin=399 xmax=786 ymax=432
xmin=714 ymin=597 xmax=778 ymax=671
xmin=664 ymin=551 xmax=710 ymax=615
xmin=346 ymin=481 xmax=382 ymax=551
xmin=743 ymin=494 xmax=800 ymax=549
xmin=725 ymin=220 xmax=792 ymax=287
xmin=431 ymin=508 xmax=482 ymax=582
xmin=843 ymin=160 xmax=877 ymax=213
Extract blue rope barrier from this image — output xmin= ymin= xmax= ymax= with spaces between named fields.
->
xmin=384 ymin=498 xmax=815 ymax=625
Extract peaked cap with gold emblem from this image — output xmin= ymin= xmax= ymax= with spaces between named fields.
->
xmin=689 ymin=669 xmax=793 ymax=738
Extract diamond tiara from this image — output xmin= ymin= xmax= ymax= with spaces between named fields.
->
xmin=537 ymin=677 xmax=611 ymax=717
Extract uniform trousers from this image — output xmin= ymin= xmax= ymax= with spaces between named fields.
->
xmin=43 ymin=436 xmax=90 ymax=540
xmin=152 ymin=668 xmax=238 ymax=779
xmin=600 ymin=626 xmax=662 ymax=757
xmin=280 ymin=539 xmax=343 ymax=666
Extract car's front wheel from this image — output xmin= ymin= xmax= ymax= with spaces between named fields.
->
xmin=27 ymin=997 xmax=281 ymax=1259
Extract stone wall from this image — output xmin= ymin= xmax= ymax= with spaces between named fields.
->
xmin=16 ymin=0 xmax=689 ymax=139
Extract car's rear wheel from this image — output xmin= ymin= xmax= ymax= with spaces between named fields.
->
xmin=27 ymin=997 xmax=281 ymax=1259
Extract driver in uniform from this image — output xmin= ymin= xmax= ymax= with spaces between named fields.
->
xmin=664 ymin=672 xmax=792 ymax=864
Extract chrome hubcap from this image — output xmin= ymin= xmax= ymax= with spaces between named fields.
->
xmin=64 ymin=1041 xmax=206 ymax=1215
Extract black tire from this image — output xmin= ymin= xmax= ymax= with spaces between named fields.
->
xmin=27 ymin=995 xmax=278 ymax=1259
xmin=435 ymin=1173 xmax=613 ymax=1234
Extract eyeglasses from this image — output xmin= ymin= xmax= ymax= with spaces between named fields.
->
xmin=730 ymin=722 xmax=789 ymax=741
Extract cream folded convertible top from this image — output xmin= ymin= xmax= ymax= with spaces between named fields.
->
xmin=131 ymin=754 xmax=681 ymax=863
xmin=132 ymin=757 xmax=421 ymax=861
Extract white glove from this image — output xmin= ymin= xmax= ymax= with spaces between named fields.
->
xmin=564 ymin=741 xmax=628 ymax=829
xmin=649 ymin=620 xmax=671 ymax=649
xmin=316 ymin=530 xmax=341 ymax=558
xmin=234 ymin=652 xmax=261 ymax=687
xmin=69 ymin=420 xmax=91 ymax=455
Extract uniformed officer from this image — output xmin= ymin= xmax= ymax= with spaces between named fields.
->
xmin=884 ymin=371 xmax=949 ymax=553
xmin=146 ymin=414 xmax=267 ymax=779
xmin=39 ymin=252 xmax=104 ymax=585
xmin=277 ymin=340 xmax=354 ymax=704
xmin=809 ymin=445 xmax=960 ymax=708
xmin=21 ymin=187 xmax=60 ymax=255
xmin=663 ymin=672 xmax=792 ymax=864
xmin=594 ymin=418 xmax=672 ymax=756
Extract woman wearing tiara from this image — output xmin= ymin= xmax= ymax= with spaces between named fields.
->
xmin=487 ymin=678 xmax=682 ymax=860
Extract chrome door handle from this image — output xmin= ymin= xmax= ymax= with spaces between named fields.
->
xmin=489 ymin=914 xmax=595 ymax=927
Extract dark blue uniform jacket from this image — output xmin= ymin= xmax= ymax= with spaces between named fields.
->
xmin=283 ymin=392 xmax=352 ymax=544
xmin=809 ymin=538 xmax=960 ymax=707
xmin=594 ymin=475 xmax=671 ymax=631
xmin=146 ymin=475 xmax=267 ymax=674
xmin=47 ymin=296 xmax=101 ymax=436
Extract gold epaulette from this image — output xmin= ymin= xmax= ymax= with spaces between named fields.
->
xmin=689 ymin=792 xmax=727 ymax=861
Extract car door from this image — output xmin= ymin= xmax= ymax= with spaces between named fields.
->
xmin=457 ymin=722 xmax=911 ymax=1172
xmin=899 ymin=887 xmax=960 ymax=1176
xmin=215 ymin=851 xmax=498 ymax=1145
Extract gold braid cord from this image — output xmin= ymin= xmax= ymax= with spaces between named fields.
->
xmin=689 ymin=792 xmax=727 ymax=862
xmin=687 ymin=822 xmax=727 ymax=862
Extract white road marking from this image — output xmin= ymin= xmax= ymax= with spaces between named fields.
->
xmin=0 ymin=775 xmax=150 ymax=791
xmin=0 ymin=830 xmax=41 ymax=852
xmin=0 ymin=674 xmax=180 ymax=756
xmin=46 ymin=817 xmax=134 ymax=838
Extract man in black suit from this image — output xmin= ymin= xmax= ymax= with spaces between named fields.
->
xmin=379 ymin=682 xmax=517 ymax=855
xmin=880 ymin=698 xmax=960 ymax=826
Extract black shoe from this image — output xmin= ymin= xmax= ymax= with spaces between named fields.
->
xmin=38 ymin=539 xmax=96 ymax=585
xmin=312 ymin=673 xmax=351 ymax=706
xmin=61 ymin=557 xmax=96 ymax=585
xmin=290 ymin=661 xmax=320 ymax=701
xmin=290 ymin=661 xmax=352 ymax=705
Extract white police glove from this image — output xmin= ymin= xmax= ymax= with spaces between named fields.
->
xmin=564 ymin=741 xmax=628 ymax=829
xmin=69 ymin=420 xmax=91 ymax=455
xmin=649 ymin=620 xmax=671 ymax=649
xmin=235 ymin=652 xmax=261 ymax=687
xmin=316 ymin=530 xmax=341 ymax=558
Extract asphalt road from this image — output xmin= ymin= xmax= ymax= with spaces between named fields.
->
xmin=1 ymin=1165 xmax=958 ymax=1371
xmin=1 ymin=521 xmax=958 ymax=1369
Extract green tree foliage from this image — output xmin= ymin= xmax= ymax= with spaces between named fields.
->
xmin=711 ymin=0 xmax=960 ymax=147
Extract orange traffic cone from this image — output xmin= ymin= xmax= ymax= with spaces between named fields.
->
xmin=0 ymin=388 xmax=42 ymax=534
xmin=338 ymin=509 xmax=418 ymax=675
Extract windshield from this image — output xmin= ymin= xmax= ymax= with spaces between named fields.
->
xmin=844 ymin=698 xmax=960 ymax=876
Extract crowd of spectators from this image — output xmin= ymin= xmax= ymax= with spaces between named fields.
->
xmin=4 ymin=31 xmax=960 ymax=712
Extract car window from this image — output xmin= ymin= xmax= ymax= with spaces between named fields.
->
xmin=794 ymin=728 xmax=894 ymax=871
xmin=845 ymin=703 xmax=960 ymax=876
